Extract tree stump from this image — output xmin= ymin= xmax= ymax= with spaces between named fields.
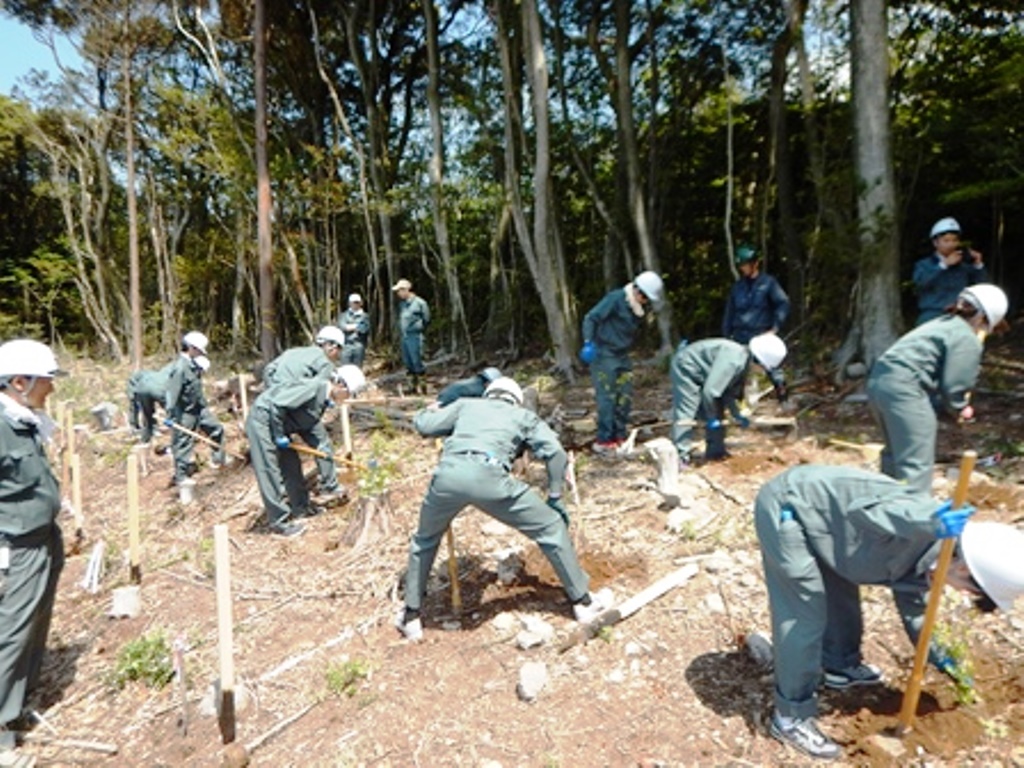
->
xmin=341 ymin=492 xmax=392 ymax=549
xmin=645 ymin=437 xmax=681 ymax=507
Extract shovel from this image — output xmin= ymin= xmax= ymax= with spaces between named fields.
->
xmin=896 ymin=450 xmax=977 ymax=734
xmin=287 ymin=440 xmax=368 ymax=471
xmin=828 ymin=438 xmax=884 ymax=463
xmin=166 ymin=421 xmax=249 ymax=464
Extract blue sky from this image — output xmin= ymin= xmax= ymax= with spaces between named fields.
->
xmin=0 ymin=14 xmax=79 ymax=97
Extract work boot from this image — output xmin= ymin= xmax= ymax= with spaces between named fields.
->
xmin=823 ymin=662 xmax=883 ymax=690
xmin=394 ymin=607 xmax=423 ymax=642
xmin=572 ymin=587 xmax=614 ymax=623
xmin=769 ymin=712 xmax=841 ymax=760
xmin=269 ymin=520 xmax=306 ymax=538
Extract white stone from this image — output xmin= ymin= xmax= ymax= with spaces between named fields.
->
xmin=516 ymin=661 xmax=548 ymax=702
xmin=481 ymin=520 xmax=507 ymax=536
xmin=515 ymin=631 xmax=547 ymax=650
xmin=703 ymin=550 xmax=733 ymax=573
xmin=666 ymin=507 xmax=699 ymax=534
xmin=109 ymin=585 xmax=142 ymax=618
xmin=606 ymin=667 xmax=626 ymax=684
xmin=491 ymin=612 xmax=518 ymax=633
xmin=624 ymin=641 xmax=644 ymax=657
xmin=441 ymin=620 xmax=461 ymax=631
xmin=520 ymin=615 xmax=555 ymax=640
xmin=704 ymin=593 xmax=726 ymax=614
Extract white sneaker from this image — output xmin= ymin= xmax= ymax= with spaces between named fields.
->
xmin=394 ymin=608 xmax=423 ymax=642
xmin=573 ymin=587 xmax=614 ymax=623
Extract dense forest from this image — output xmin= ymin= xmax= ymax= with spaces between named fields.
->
xmin=0 ymin=0 xmax=1022 ymax=375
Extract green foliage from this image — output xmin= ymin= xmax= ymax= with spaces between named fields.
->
xmin=107 ymin=631 xmax=174 ymax=691
xmin=358 ymin=433 xmax=407 ymax=497
xmin=325 ymin=658 xmax=371 ymax=698
xmin=933 ymin=618 xmax=977 ymax=706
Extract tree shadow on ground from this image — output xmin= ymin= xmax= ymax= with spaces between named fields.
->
xmin=685 ymin=650 xmax=774 ymax=736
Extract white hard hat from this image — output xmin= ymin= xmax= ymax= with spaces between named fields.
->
xmin=315 ymin=325 xmax=346 ymax=346
xmin=484 ymin=376 xmax=523 ymax=406
xmin=333 ymin=364 xmax=366 ymax=394
xmin=748 ymin=333 xmax=787 ymax=371
xmin=192 ymin=355 xmax=211 ymax=372
xmin=961 ymin=521 xmax=1024 ymax=612
xmin=634 ymin=271 xmax=665 ymax=307
xmin=959 ymin=283 xmax=1008 ymax=331
xmin=182 ymin=331 xmax=209 ymax=354
xmin=481 ymin=367 xmax=502 ymax=383
xmin=930 ymin=217 xmax=961 ymax=239
xmin=0 ymin=339 xmax=66 ymax=379
xmin=348 ymin=293 xmax=363 ymax=304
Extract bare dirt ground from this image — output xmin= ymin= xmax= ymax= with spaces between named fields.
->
xmin=16 ymin=331 xmax=1024 ymax=768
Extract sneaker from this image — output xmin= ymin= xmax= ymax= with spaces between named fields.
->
xmin=823 ymin=662 xmax=883 ymax=690
xmin=573 ymin=587 xmax=614 ymax=623
xmin=394 ymin=608 xmax=423 ymax=641
xmin=295 ymin=504 xmax=326 ymax=519
xmin=592 ymin=440 xmax=620 ymax=456
xmin=769 ymin=712 xmax=841 ymax=760
xmin=270 ymin=520 xmax=306 ymax=538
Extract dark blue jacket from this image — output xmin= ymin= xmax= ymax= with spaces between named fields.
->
xmin=582 ymin=288 xmax=643 ymax=356
xmin=722 ymin=272 xmax=789 ymax=345
xmin=912 ymin=254 xmax=989 ymax=326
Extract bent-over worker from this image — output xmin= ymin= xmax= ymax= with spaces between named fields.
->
xmin=755 ymin=464 xmax=1024 ymax=760
xmin=163 ymin=331 xmax=226 ymax=483
xmin=395 ymin=376 xmax=610 ymax=641
xmin=434 ymin=366 xmax=502 ymax=408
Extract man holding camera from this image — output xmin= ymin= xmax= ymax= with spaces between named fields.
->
xmin=912 ymin=217 xmax=989 ymax=326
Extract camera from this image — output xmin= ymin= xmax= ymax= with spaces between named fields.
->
xmin=960 ymin=245 xmax=976 ymax=263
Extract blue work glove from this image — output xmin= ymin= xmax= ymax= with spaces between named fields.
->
xmin=734 ymin=414 xmax=751 ymax=429
xmin=929 ymin=645 xmax=975 ymax=688
xmin=933 ymin=500 xmax=975 ymax=539
xmin=547 ymin=496 xmax=570 ymax=527
xmin=579 ymin=341 xmax=597 ymax=365
xmin=274 ymin=435 xmax=291 ymax=450
xmin=706 ymin=418 xmax=723 ymax=431
xmin=163 ymin=418 xmax=175 ymax=428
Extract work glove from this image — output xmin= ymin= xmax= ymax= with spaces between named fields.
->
xmin=706 ymin=418 xmax=723 ymax=431
xmin=933 ymin=500 xmax=975 ymax=539
xmin=579 ymin=341 xmax=596 ymax=365
xmin=959 ymin=404 xmax=975 ymax=422
xmin=734 ymin=414 xmax=751 ymax=429
xmin=547 ymin=496 xmax=570 ymax=527
xmin=929 ymin=645 xmax=975 ymax=688
xmin=163 ymin=418 xmax=175 ymax=428
xmin=274 ymin=435 xmax=291 ymax=450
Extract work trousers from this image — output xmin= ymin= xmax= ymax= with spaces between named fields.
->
xmin=0 ymin=524 xmax=64 ymax=726
xmin=669 ymin=373 xmax=726 ymax=460
xmin=754 ymin=497 xmax=864 ymax=719
xmin=172 ymin=408 xmax=225 ymax=483
xmin=403 ymin=454 xmax=589 ymax=612
xmin=400 ymin=333 xmax=425 ymax=376
xmin=340 ymin=342 xmax=366 ymax=369
xmin=866 ymin=367 xmax=936 ymax=494
xmin=590 ymin=353 xmax=633 ymax=443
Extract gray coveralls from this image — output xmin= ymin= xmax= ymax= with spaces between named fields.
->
xmin=246 ymin=347 xmax=339 ymax=528
xmin=581 ymin=287 xmax=645 ymax=443
xmin=754 ymin=465 xmax=940 ymax=719
xmin=0 ymin=397 xmax=64 ymax=731
xmin=669 ymin=338 xmax=749 ymax=460
xmin=126 ymin=361 xmax=173 ymax=442
xmin=338 ymin=307 xmax=370 ymax=368
xmin=402 ymin=397 xmax=590 ymax=612
xmin=165 ymin=354 xmax=225 ymax=482
xmin=866 ymin=315 xmax=981 ymax=494
xmin=397 ymin=294 xmax=430 ymax=377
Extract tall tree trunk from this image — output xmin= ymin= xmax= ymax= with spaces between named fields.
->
xmin=845 ymin=0 xmax=901 ymax=371
xmin=255 ymin=0 xmax=276 ymax=362
xmin=123 ymin=6 xmax=142 ymax=369
xmin=424 ymin=0 xmax=472 ymax=359
xmin=614 ymin=0 xmax=673 ymax=352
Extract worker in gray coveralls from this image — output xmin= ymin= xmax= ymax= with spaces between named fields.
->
xmin=754 ymin=464 xmax=1024 ymax=760
xmin=434 ymin=367 xmax=502 ymax=407
xmin=393 ymin=278 xmax=431 ymax=394
xmin=394 ymin=377 xmax=611 ymax=641
xmin=0 ymin=340 xmax=67 ymax=765
xmin=246 ymin=326 xmax=350 ymax=537
xmin=126 ymin=360 xmax=174 ymax=444
xmin=338 ymin=293 xmax=370 ymax=368
xmin=866 ymin=284 xmax=1007 ymax=494
xmin=669 ymin=333 xmax=787 ymax=463
xmin=580 ymin=271 xmax=665 ymax=455
xmin=163 ymin=331 xmax=226 ymax=484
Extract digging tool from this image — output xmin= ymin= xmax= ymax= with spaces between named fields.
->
xmin=284 ymin=440 xmax=367 ymax=471
xmin=828 ymin=438 xmax=884 ymax=463
xmin=559 ymin=563 xmax=699 ymax=652
xmin=166 ymin=421 xmax=248 ymax=464
xmin=896 ymin=450 xmax=977 ymax=735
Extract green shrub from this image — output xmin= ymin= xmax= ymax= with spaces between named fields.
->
xmin=107 ymin=631 xmax=174 ymax=690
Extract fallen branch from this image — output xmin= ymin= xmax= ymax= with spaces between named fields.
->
xmin=559 ymin=563 xmax=700 ymax=652
xmin=244 ymin=701 xmax=318 ymax=755
xmin=18 ymin=733 xmax=119 ymax=755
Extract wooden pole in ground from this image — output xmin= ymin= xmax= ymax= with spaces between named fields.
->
xmin=446 ymin=527 xmax=462 ymax=613
xmin=126 ymin=453 xmax=141 ymax=584
xmin=340 ymin=403 xmax=353 ymax=459
xmin=213 ymin=524 xmax=236 ymax=744
xmin=897 ymin=450 xmax=977 ymax=734
xmin=70 ymin=452 xmax=85 ymax=543
xmin=238 ymin=373 xmax=249 ymax=422
xmin=61 ymin=402 xmax=74 ymax=495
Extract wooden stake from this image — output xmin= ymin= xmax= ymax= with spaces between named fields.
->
xmin=70 ymin=453 xmax=85 ymax=541
xmin=340 ymin=403 xmax=353 ymax=459
xmin=897 ymin=450 xmax=977 ymax=734
xmin=214 ymin=524 xmax=236 ymax=744
xmin=126 ymin=454 xmax=141 ymax=584
xmin=445 ymin=526 xmax=462 ymax=613
xmin=238 ymin=372 xmax=249 ymax=422
xmin=61 ymin=402 xmax=74 ymax=494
